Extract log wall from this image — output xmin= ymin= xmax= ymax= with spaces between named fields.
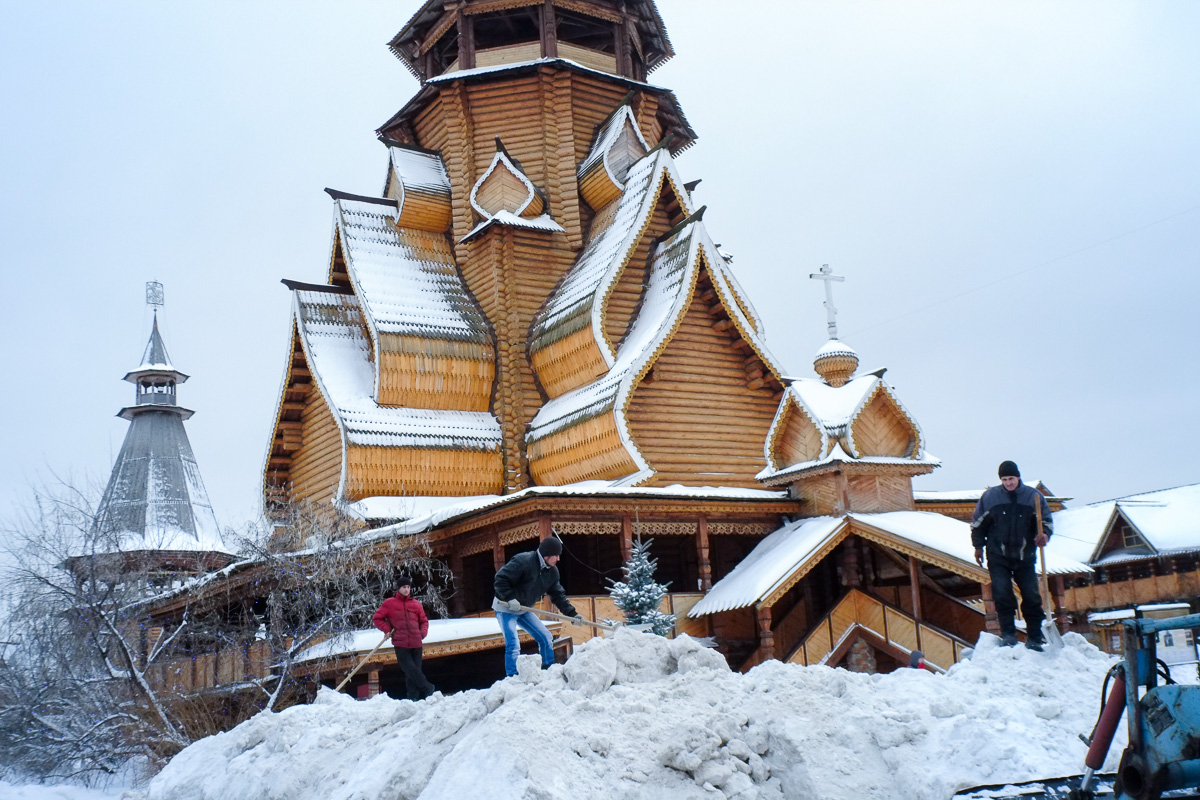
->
xmin=289 ymin=389 xmax=342 ymax=510
xmin=344 ymin=445 xmax=502 ymax=499
xmin=627 ymin=270 xmax=781 ymax=489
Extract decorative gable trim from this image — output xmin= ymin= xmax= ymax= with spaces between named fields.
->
xmin=1091 ymin=506 xmax=1157 ymax=562
xmin=470 ymin=144 xmax=544 ymax=219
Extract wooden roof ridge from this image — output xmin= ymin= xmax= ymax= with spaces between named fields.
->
xmin=376 ymin=60 xmax=696 ymax=152
xmin=529 ymin=148 xmax=687 ymax=362
xmin=323 ymin=187 xmax=399 ymax=208
xmin=280 ymin=278 xmax=354 ymax=295
xmin=287 ymin=289 xmax=502 ymax=503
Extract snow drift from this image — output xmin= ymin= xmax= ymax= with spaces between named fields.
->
xmin=141 ymin=630 xmax=1124 ymax=800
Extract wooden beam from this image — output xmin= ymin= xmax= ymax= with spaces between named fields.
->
xmin=541 ymin=0 xmax=557 ymax=58
xmin=909 ymin=556 xmax=923 ymax=626
xmin=697 ymin=514 xmax=711 ymax=591
xmin=756 ymin=603 xmax=775 ymax=663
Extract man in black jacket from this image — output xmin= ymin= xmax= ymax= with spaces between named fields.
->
xmin=492 ymin=537 xmax=583 ymax=676
xmin=971 ymin=460 xmax=1053 ymax=651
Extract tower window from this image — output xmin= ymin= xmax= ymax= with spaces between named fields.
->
xmin=429 ymin=26 xmax=459 ymax=74
xmin=556 ymin=9 xmax=615 ymax=54
xmin=474 ymin=8 xmax=541 ymax=51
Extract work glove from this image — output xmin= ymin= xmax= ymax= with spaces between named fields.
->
xmin=506 ymin=598 xmax=521 ymax=613
xmin=573 ymin=615 xmax=585 ymax=626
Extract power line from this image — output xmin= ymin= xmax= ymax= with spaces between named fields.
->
xmin=845 ymin=202 xmax=1200 ymax=338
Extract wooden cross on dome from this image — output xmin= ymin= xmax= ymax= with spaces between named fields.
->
xmin=808 ymin=264 xmax=844 ymax=339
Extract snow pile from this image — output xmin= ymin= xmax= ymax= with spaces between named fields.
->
xmin=0 ymin=782 xmax=123 ymax=800
xmin=139 ymin=630 xmax=1123 ymax=800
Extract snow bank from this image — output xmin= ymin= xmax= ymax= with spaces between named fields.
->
xmin=0 ymin=782 xmax=126 ymax=800
xmin=139 ymin=630 xmax=1124 ymax=800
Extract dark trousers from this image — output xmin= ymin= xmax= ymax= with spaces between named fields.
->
xmin=988 ymin=552 xmax=1045 ymax=637
xmin=393 ymin=646 xmax=434 ymax=700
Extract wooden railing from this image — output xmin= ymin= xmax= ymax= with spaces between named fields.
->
xmin=786 ymin=589 xmax=976 ymax=672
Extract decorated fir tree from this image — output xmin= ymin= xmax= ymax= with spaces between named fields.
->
xmin=608 ymin=536 xmax=676 ymax=636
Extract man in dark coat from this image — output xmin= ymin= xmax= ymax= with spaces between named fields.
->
xmin=971 ymin=460 xmax=1053 ymax=651
xmin=372 ymin=575 xmax=435 ymax=699
xmin=493 ymin=537 xmax=583 ymax=676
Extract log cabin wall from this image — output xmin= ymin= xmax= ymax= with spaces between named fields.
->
xmin=343 ymin=445 xmax=502 ymax=500
xmin=846 ymin=474 xmax=916 ymax=513
xmin=627 ymin=272 xmax=782 ymax=489
xmin=287 ymin=389 xmax=342 ymax=511
xmin=403 ymin=66 xmax=668 ymax=491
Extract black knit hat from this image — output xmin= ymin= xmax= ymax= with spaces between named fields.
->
xmin=537 ymin=537 xmax=563 ymax=558
xmin=395 ymin=575 xmax=412 ymax=588
xmin=998 ymin=460 xmax=1020 ymax=479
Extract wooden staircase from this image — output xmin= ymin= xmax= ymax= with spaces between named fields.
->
xmin=785 ymin=588 xmax=978 ymax=672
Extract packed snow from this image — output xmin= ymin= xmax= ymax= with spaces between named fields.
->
xmin=52 ymin=628 xmax=1123 ymax=800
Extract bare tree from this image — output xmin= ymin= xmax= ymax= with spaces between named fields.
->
xmin=226 ymin=500 xmax=451 ymax=711
xmin=0 ymin=480 xmax=194 ymax=781
xmin=0 ymin=483 xmax=453 ymax=781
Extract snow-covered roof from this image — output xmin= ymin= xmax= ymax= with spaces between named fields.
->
xmin=913 ymin=480 xmax=1057 ymax=504
xmin=293 ymin=289 xmax=501 ymax=457
xmin=387 ymin=144 xmax=450 ymax=197
xmin=814 ymin=338 xmax=858 ymax=360
xmin=460 ymin=211 xmax=565 ymax=243
xmin=294 ymin=618 xmax=562 ymax=663
xmin=758 ymin=373 xmax=938 ymax=483
xmin=346 ymin=481 xmax=787 ymax=528
xmin=1087 ymin=603 xmax=1190 ymax=624
xmin=95 ymin=394 xmax=229 ymax=556
xmin=689 ymin=511 xmax=1090 ymax=617
xmin=1049 ymin=483 xmax=1200 ymax=566
xmin=530 ymin=149 xmax=685 ymax=360
xmin=527 ymin=207 xmax=784 ymax=483
xmin=578 ymin=104 xmax=649 ymax=188
xmin=333 ymin=196 xmax=490 ymax=345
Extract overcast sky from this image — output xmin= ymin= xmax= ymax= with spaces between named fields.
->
xmin=3 ymin=0 xmax=1198 ymax=532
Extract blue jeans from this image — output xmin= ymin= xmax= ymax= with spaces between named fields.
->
xmin=497 ymin=610 xmax=555 ymax=676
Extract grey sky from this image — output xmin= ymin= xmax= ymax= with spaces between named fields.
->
xmin=3 ymin=1 xmax=1198 ymax=532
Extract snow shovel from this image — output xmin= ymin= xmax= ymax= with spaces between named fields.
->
xmin=334 ymin=632 xmax=389 ymax=692
xmin=1034 ymin=498 xmax=1065 ymax=650
xmin=513 ymin=604 xmax=619 ymax=637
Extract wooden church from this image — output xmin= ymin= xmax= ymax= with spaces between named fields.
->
xmin=141 ymin=0 xmax=1092 ymax=701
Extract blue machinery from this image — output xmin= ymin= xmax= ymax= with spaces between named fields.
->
xmin=955 ymin=613 xmax=1200 ymax=799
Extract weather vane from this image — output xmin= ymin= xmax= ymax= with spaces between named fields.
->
xmin=808 ymin=264 xmax=844 ymax=339
xmin=146 ymin=281 xmax=164 ymax=311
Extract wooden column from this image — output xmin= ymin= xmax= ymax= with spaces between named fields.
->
xmin=834 ymin=470 xmax=851 ymax=514
xmin=697 ymin=515 xmax=712 ymax=591
xmin=842 ymin=538 xmax=861 ymax=588
xmin=908 ymin=557 xmax=923 ymax=622
xmin=614 ymin=19 xmax=629 ymax=77
xmin=541 ymin=0 xmax=558 ymax=58
xmin=539 ymin=514 xmax=553 ymax=542
xmin=756 ymin=604 xmax=775 ymax=662
xmin=458 ymin=9 xmax=475 ymax=70
xmin=367 ymin=670 xmax=380 ymax=699
xmin=1052 ymin=575 xmax=1067 ymax=633
xmin=981 ymin=581 xmax=1000 ymax=634
xmin=493 ymin=529 xmax=505 ymax=573
xmin=620 ymin=514 xmax=633 ymax=562
xmin=449 ymin=552 xmax=466 ymax=617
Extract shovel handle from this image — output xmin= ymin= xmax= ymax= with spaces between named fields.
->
xmin=515 ymin=604 xmax=617 ymax=631
xmin=1035 ymin=498 xmax=1053 ymax=620
xmin=335 ymin=632 xmax=390 ymax=692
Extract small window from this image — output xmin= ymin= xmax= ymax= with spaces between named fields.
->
xmin=1164 ymin=632 xmax=1175 ymax=648
xmin=556 ymin=8 xmax=615 ymax=54
xmin=1120 ymin=524 xmax=1141 ymax=549
xmin=474 ymin=8 xmax=541 ymax=51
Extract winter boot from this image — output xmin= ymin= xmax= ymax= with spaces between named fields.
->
xmin=999 ymin=632 xmax=1019 ymax=647
xmin=1025 ymin=638 xmax=1044 ymax=652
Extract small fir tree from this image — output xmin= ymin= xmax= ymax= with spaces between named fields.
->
xmin=608 ymin=536 xmax=675 ymax=636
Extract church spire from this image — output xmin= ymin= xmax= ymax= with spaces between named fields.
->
xmin=93 ymin=284 xmax=229 ymax=559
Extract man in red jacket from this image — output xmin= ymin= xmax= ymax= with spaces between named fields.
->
xmin=372 ymin=576 xmax=435 ymax=700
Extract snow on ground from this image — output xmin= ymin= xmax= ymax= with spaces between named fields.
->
xmin=0 ymin=782 xmax=127 ymax=800
xmin=125 ymin=629 xmax=1124 ymax=800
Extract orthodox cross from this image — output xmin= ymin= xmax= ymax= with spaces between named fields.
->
xmin=145 ymin=280 xmax=165 ymax=311
xmin=808 ymin=264 xmax=844 ymax=339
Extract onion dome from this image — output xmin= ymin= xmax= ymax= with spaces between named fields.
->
xmin=813 ymin=338 xmax=858 ymax=388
